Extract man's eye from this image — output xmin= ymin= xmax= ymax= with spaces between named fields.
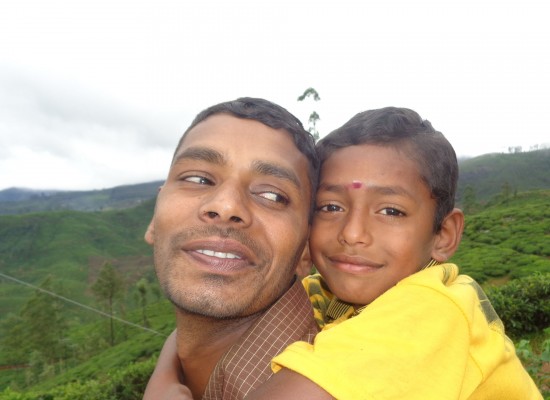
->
xmin=184 ymin=176 xmax=212 ymax=185
xmin=316 ymin=204 xmax=343 ymax=213
xmin=380 ymin=207 xmax=405 ymax=217
xmin=258 ymin=191 xmax=289 ymax=205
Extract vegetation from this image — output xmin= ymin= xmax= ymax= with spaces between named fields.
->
xmin=297 ymin=87 xmax=321 ymax=141
xmin=451 ymin=190 xmax=550 ymax=283
xmin=456 ymin=148 xmax=550 ymax=204
xmin=1 ymin=151 xmax=549 ymax=397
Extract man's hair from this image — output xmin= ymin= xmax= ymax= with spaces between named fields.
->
xmin=174 ymin=97 xmax=320 ymax=220
xmin=316 ymin=107 xmax=458 ymax=232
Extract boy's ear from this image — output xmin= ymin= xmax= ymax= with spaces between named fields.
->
xmin=295 ymin=241 xmax=313 ymax=279
xmin=144 ymin=219 xmax=155 ymax=245
xmin=431 ymin=208 xmax=464 ymax=262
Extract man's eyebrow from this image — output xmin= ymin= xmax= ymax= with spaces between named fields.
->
xmin=317 ymin=182 xmax=346 ymax=193
xmin=252 ymin=160 xmax=301 ymax=189
xmin=172 ymin=147 xmax=226 ymax=166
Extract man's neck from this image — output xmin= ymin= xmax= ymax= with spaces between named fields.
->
xmin=174 ymin=310 xmax=261 ymax=399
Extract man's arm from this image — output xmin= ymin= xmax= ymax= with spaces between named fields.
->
xmin=143 ymin=329 xmax=193 ymax=400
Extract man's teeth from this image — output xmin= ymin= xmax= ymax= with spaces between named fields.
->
xmin=197 ymin=249 xmax=241 ymax=259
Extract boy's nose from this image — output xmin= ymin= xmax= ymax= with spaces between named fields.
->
xmin=338 ymin=213 xmax=372 ymax=246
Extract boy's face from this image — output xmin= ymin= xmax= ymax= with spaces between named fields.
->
xmin=310 ymin=144 xmax=439 ymax=307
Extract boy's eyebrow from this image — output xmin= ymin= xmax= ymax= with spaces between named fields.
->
xmin=173 ymin=147 xmax=226 ymax=166
xmin=173 ymin=147 xmax=301 ymax=189
xmin=319 ymin=182 xmax=414 ymax=198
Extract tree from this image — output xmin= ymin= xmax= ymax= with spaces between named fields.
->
xmin=462 ymin=185 xmax=478 ymax=214
xmin=92 ymin=262 xmax=125 ymax=346
xmin=136 ymin=278 xmax=150 ymax=328
xmin=297 ymin=87 xmax=321 ymax=141
xmin=14 ymin=277 xmax=69 ymax=383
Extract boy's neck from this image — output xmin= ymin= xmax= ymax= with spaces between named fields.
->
xmin=174 ymin=309 xmax=260 ymax=399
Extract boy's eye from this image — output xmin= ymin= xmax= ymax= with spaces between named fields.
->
xmin=258 ymin=191 xmax=289 ymax=205
xmin=316 ymin=203 xmax=343 ymax=213
xmin=183 ymin=175 xmax=213 ymax=185
xmin=379 ymin=207 xmax=405 ymax=217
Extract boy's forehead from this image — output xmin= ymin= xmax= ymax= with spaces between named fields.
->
xmin=320 ymin=144 xmax=430 ymax=196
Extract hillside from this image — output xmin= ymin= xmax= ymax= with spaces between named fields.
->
xmin=0 ymin=190 xmax=548 ymax=397
xmin=0 ymin=181 xmax=162 ymax=215
xmin=451 ymin=189 xmax=550 ymax=283
xmin=0 ymin=199 xmax=157 ymax=319
xmin=456 ymin=148 xmax=550 ymax=204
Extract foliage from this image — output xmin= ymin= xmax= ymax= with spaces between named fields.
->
xmin=456 ymin=148 xmax=550 ymax=204
xmin=297 ymin=87 xmax=321 ymax=140
xmin=515 ymin=333 xmax=550 ymax=396
xmin=485 ymin=273 xmax=550 ymax=340
xmin=92 ymin=263 xmax=125 ymax=346
xmin=0 ymin=199 xmax=155 ymax=320
xmin=1 ymin=165 xmax=549 ymax=396
xmin=451 ymin=190 xmax=550 ymax=283
xmin=0 ymin=358 xmax=157 ymax=400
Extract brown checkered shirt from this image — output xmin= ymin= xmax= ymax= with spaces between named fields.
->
xmin=202 ymin=279 xmax=319 ymax=400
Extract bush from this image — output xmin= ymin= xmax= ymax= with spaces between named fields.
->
xmin=486 ymin=273 xmax=550 ymax=340
xmin=0 ymin=358 xmax=156 ymax=400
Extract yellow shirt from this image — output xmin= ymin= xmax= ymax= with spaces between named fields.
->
xmin=273 ymin=264 xmax=542 ymax=399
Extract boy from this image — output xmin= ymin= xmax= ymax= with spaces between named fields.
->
xmin=146 ymin=107 xmax=541 ymax=399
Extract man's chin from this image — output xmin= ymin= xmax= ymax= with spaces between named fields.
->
xmin=169 ymin=295 xmax=253 ymax=320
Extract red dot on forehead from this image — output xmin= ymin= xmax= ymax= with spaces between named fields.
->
xmin=349 ymin=181 xmax=363 ymax=189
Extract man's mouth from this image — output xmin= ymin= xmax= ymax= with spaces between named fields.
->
xmin=196 ymin=249 xmax=242 ymax=259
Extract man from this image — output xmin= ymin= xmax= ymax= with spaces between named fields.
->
xmin=144 ymin=98 xmax=320 ymax=399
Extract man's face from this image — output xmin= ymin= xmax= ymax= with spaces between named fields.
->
xmin=146 ymin=114 xmax=312 ymax=319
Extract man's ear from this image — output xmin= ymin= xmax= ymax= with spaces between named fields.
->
xmin=295 ymin=241 xmax=313 ymax=279
xmin=431 ymin=208 xmax=464 ymax=262
xmin=144 ymin=185 xmax=163 ymax=246
xmin=144 ymin=219 xmax=155 ymax=245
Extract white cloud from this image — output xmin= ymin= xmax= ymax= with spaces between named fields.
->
xmin=0 ymin=0 xmax=549 ymax=190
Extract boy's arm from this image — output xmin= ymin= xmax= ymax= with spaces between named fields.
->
xmin=245 ymin=368 xmax=334 ymax=400
xmin=143 ymin=329 xmax=193 ymax=400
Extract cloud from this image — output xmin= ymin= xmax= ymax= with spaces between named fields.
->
xmin=0 ymin=67 xmax=180 ymax=190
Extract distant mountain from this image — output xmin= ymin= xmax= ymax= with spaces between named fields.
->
xmin=456 ymin=148 xmax=550 ymax=204
xmin=0 ymin=181 xmax=163 ymax=215
xmin=1 ymin=148 xmax=549 ymax=215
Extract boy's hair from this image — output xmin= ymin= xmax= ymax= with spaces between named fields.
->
xmin=174 ymin=97 xmax=320 ymax=221
xmin=316 ymin=107 xmax=458 ymax=232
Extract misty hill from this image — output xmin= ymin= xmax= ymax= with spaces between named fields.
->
xmin=0 ymin=181 xmax=163 ymax=215
xmin=1 ymin=149 xmax=549 ymax=216
xmin=456 ymin=148 xmax=550 ymax=204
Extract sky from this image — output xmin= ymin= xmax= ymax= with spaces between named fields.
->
xmin=0 ymin=0 xmax=548 ymax=191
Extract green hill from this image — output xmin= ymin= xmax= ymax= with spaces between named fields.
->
xmin=0 ymin=181 xmax=162 ymax=215
xmin=0 ymin=189 xmax=548 ymax=398
xmin=0 ymin=199 xmax=156 ymax=320
xmin=457 ymin=148 xmax=550 ymax=204
xmin=451 ymin=189 xmax=550 ymax=283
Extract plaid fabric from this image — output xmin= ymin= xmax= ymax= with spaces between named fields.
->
xmin=202 ymin=279 xmax=319 ymax=400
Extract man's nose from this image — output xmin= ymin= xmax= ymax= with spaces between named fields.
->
xmin=198 ymin=181 xmax=252 ymax=226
